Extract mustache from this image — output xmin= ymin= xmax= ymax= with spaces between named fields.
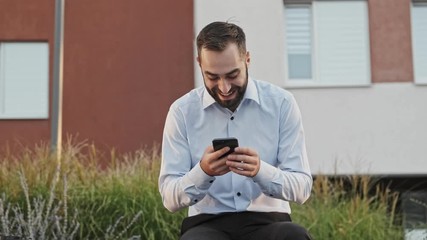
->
xmin=212 ymin=86 xmax=238 ymax=95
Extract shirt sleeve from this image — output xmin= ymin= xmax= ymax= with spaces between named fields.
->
xmin=252 ymin=94 xmax=313 ymax=204
xmin=158 ymin=104 xmax=215 ymax=212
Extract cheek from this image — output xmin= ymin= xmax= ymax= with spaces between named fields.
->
xmin=204 ymin=80 xmax=215 ymax=89
xmin=206 ymin=82 xmax=218 ymax=93
xmin=233 ymin=78 xmax=246 ymax=88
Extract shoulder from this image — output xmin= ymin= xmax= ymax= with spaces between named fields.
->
xmin=169 ymin=86 xmax=204 ymax=112
xmin=253 ymin=79 xmax=295 ymax=105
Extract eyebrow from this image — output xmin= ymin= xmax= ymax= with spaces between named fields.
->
xmin=204 ymin=68 xmax=240 ymax=77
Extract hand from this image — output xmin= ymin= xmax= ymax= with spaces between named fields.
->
xmin=226 ymin=147 xmax=260 ymax=177
xmin=200 ymin=146 xmax=232 ymax=176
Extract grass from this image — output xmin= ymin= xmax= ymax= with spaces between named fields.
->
xmin=291 ymin=175 xmax=403 ymax=239
xmin=0 ymin=139 xmax=404 ymax=239
xmin=0 ymin=140 xmax=186 ymax=239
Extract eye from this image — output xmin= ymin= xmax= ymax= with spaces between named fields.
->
xmin=207 ymin=75 xmax=219 ymax=81
xmin=227 ymin=74 xmax=239 ymax=80
xmin=226 ymin=70 xmax=240 ymax=80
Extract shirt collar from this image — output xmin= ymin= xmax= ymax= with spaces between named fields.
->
xmin=202 ymin=77 xmax=260 ymax=109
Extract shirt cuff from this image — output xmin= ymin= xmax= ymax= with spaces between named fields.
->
xmin=252 ymin=160 xmax=276 ymax=184
xmin=185 ymin=162 xmax=216 ymax=190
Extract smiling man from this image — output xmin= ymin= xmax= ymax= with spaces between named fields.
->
xmin=200 ymin=42 xmax=249 ymax=112
xmin=159 ymin=21 xmax=313 ymax=240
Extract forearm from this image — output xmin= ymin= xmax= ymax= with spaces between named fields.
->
xmin=253 ymin=161 xmax=312 ymax=204
xmin=159 ymin=163 xmax=215 ymax=212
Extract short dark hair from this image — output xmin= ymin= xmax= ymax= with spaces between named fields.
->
xmin=196 ymin=21 xmax=246 ymax=58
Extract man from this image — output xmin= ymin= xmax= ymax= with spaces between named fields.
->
xmin=159 ymin=21 xmax=313 ymax=240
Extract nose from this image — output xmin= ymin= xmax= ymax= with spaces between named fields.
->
xmin=218 ymin=78 xmax=231 ymax=93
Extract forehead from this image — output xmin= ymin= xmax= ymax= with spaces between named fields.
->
xmin=199 ymin=44 xmax=244 ymax=74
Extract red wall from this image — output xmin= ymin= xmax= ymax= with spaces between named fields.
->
xmin=0 ymin=0 xmax=194 ymax=153
xmin=0 ymin=0 xmax=54 ymax=149
xmin=62 ymin=0 xmax=194 ymax=152
xmin=369 ymin=0 xmax=414 ymax=83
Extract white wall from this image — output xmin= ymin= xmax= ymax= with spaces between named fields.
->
xmin=292 ymin=83 xmax=427 ymax=175
xmin=194 ymin=0 xmax=427 ymax=175
xmin=194 ymin=0 xmax=286 ymax=87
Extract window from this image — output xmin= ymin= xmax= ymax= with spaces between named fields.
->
xmin=0 ymin=42 xmax=49 ymax=119
xmin=411 ymin=2 xmax=427 ymax=84
xmin=284 ymin=1 xmax=371 ymax=87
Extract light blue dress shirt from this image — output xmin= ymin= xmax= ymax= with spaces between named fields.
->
xmin=159 ymin=78 xmax=312 ymax=216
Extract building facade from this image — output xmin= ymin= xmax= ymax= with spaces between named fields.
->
xmin=1 ymin=0 xmax=426 ymax=174
xmin=0 ymin=0 xmax=194 ymax=153
xmin=194 ymin=1 xmax=427 ymax=236
xmin=194 ymin=0 xmax=427 ymax=176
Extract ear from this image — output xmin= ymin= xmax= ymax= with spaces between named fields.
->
xmin=197 ymin=56 xmax=201 ymax=66
xmin=245 ymin=51 xmax=251 ymax=66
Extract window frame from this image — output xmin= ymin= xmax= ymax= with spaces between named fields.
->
xmin=284 ymin=0 xmax=372 ymax=88
xmin=0 ymin=42 xmax=49 ymax=119
xmin=411 ymin=2 xmax=427 ymax=85
xmin=284 ymin=4 xmax=316 ymax=84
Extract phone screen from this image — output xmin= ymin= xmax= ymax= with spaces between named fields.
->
xmin=212 ymin=137 xmax=239 ymax=158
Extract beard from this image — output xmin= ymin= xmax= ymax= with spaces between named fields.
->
xmin=205 ymin=65 xmax=249 ymax=112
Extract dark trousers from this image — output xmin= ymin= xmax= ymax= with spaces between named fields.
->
xmin=180 ymin=212 xmax=312 ymax=240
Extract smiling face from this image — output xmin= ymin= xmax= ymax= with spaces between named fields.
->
xmin=198 ymin=43 xmax=250 ymax=112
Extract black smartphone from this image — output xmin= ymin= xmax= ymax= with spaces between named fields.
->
xmin=212 ymin=137 xmax=239 ymax=159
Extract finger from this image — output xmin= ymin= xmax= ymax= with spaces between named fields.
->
xmin=227 ymin=160 xmax=254 ymax=171
xmin=227 ymin=154 xmax=256 ymax=165
xmin=229 ymin=163 xmax=258 ymax=177
xmin=227 ymin=153 xmax=246 ymax=162
xmin=216 ymin=167 xmax=231 ymax=175
xmin=229 ymin=166 xmax=252 ymax=176
xmin=233 ymin=147 xmax=256 ymax=156
xmin=210 ymin=161 xmax=231 ymax=174
xmin=213 ymin=147 xmax=230 ymax=159
xmin=205 ymin=146 xmax=215 ymax=154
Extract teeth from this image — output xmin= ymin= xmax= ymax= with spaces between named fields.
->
xmin=220 ymin=90 xmax=234 ymax=97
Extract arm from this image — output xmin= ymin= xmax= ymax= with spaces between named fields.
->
xmin=158 ymin=105 xmax=212 ymax=212
xmin=158 ymin=105 xmax=229 ymax=212
xmin=256 ymin=94 xmax=312 ymax=204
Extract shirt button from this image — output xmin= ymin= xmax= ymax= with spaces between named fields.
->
xmin=269 ymin=194 xmax=273 ymax=197
xmin=209 ymin=180 xmax=214 ymax=183
xmin=230 ymin=116 xmax=234 ymax=120
xmin=194 ymin=199 xmax=198 ymax=202
xmin=237 ymin=192 xmax=241 ymax=197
